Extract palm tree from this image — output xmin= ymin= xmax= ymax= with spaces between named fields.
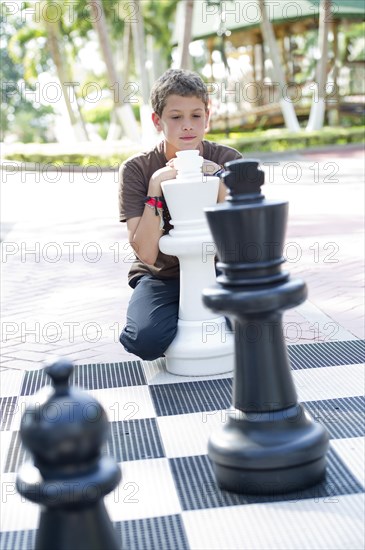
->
xmin=87 ymin=0 xmax=140 ymax=142
xmin=307 ymin=0 xmax=331 ymax=131
xmin=8 ymin=0 xmax=88 ymax=140
xmin=42 ymin=3 xmax=89 ymax=140
xmin=129 ymin=0 xmax=157 ymax=145
xmin=258 ymin=0 xmax=300 ymax=132
xmin=143 ymin=0 xmax=179 ymax=74
xmin=177 ymin=0 xmax=194 ymax=70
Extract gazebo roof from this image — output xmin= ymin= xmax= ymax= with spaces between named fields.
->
xmin=173 ymin=0 xmax=365 ymax=44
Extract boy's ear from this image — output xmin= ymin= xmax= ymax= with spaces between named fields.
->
xmin=152 ymin=112 xmax=162 ymax=132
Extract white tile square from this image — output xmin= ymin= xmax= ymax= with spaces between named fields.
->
xmin=331 ymin=437 xmax=365 ymax=488
xmin=6 ymin=395 xmax=33 ymax=432
xmin=293 ymin=363 xmax=364 ymax=401
xmin=0 ymin=473 xmax=39 ymax=531
xmin=0 ymin=431 xmax=13 ymax=473
xmin=0 ymin=370 xmax=24 ymax=397
xmin=182 ymin=493 xmax=365 ymax=550
xmin=157 ymin=411 xmax=224 ymax=458
xmin=89 ymin=386 xmax=156 ymax=422
xmin=105 ymin=457 xmax=182 ymax=521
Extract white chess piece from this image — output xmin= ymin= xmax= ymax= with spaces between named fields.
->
xmin=159 ymin=150 xmax=234 ymax=376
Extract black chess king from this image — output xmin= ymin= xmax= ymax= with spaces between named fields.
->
xmin=203 ymin=159 xmax=329 ymax=494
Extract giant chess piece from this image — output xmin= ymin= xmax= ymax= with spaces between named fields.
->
xmin=202 ymin=159 xmax=329 ymax=494
xmin=159 ymin=149 xmax=234 ymax=376
xmin=16 ymin=359 xmax=121 ymax=550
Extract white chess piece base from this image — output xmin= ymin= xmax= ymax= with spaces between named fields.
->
xmin=164 ymin=317 xmax=234 ymax=376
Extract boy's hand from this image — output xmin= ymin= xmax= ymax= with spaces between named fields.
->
xmin=202 ymin=160 xmax=221 ymax=175
xmin=148 ymin=166 xmax=177 ymax=194
xmin=166 ymin=158 xmax=221 ymax=175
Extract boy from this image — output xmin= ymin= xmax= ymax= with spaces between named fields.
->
xmin=119 ymin=68 xmax=242 ymax=360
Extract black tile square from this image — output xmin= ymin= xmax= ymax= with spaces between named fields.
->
xmin=116 ymin=514 xmax=189 ymax=550
xmin=169 ymin=449 xmax=364 ymax=511
xmin=304 ymin=396 xmax=365 ymax=439
xmin=0 ymin=516 xmax=190 ymax=550
xmin=20 ymin=361 xmax=145 ymax=395
xmin=0 ymin=529 xmax=36 ymax=550
xmin=3 ymin=432 xmax=29 ymax=473
xmin=106 ymin=418 xmax=165 ymax=462
xmin=288 ymin=339 xmax=365 ymax=370
xmin=150 ymin=379 xmax=232 ymax=416
xmin=0 ymin=397 xmax=18 ymax=431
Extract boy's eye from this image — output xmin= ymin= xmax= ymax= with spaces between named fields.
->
xmin=171 ymin=116 xmax=181 ymax=119
xmin=193 ymin=115 xmax=201 ymax=118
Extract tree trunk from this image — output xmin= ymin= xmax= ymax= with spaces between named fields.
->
xmin=307 ymin=0 xmax=332 ymax=131
xmin=122 ymin=20 xmax=131 ymax=85
xmin=88 ymin=0 xmax=140 ymax=142
xmin=43 ymin=15 xmax=88 ymax=141
xmin=259 ymin=0 xmax=300 ymax=132
xmin=130 ymin=0 xmax=156 ymax=147
xmin=177 ymin=0 xmax=194 ymax=70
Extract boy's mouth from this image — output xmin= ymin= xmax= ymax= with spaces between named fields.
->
xmin=180 ymin=136 xmax=196 ymax=140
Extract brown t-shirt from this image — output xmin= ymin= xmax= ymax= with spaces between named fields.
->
xmin=119 ymin=139 xmax=242 ymax=286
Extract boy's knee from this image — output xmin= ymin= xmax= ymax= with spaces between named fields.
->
xmin=119 ymin=322 xmax=176 ymax=361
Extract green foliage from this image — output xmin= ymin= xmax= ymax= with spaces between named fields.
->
xmin=4 ymin=127 xmax=364 ymax=169
xmin=1 ymin=14 xmax=54 ymax=142
xmin=206 ymin=127 xmax=365 ymax=153
xmin=142 ymin=0 xmax=179 ymax=66
xmin=4 ymin=153 xmax=128 ymax=168
xmin=345 ymin=22 xmax=365 ymax=61
xmin=83 ymin=100 xmax=113 ymax=139
xmin=2 ymin=0 xmax=364 ymax=144
xmin=83 ymin=101 xmax=112 ymax=124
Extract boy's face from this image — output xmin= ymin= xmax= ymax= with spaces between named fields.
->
xmin=152 ymin=95 xmax=209 ymax=159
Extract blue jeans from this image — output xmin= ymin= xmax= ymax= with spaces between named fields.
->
xmin=120 ymin=275 xmax=180 ymax=361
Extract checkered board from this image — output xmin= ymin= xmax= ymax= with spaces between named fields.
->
xmin=1 ymin=339 xmax=364 ymax=550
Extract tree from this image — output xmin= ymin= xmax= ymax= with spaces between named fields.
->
xmin=0 ymin=14 xmax=54 ymax=143
xmin=130 ymin=0 xmax=155 ymax=146
xmin=87 ymin=0 xmax=140 ymax=142
xmin=143 ymin=0 xmax=179 ymax=74
xmin=3 ymin=0 xmax=180 ymax=143
xmin=177 ymin=0 xmax=194 ymax=69
xmin=41 ymin=0 xmax=88 ymax=140
xmin=258 ymin=0 xmax=301 ymax=132
xmin=7 ymin=0 xmax=88 ymax=141
xmin=306 ymin=0 xmax=331 ymax=131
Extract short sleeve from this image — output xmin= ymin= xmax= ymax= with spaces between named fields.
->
xmin=119 ymin=160 xmax=147 ymax=222
xmin=202 ymin=141 xmax=242 ymax=168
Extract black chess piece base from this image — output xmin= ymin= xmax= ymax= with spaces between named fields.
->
xmin=208 ymin=405 xmax=328 ymax=495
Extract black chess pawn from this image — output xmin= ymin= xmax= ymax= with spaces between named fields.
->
xmin=202 ymin=159 xmax=329 ymax=495
xmin=16 ymin=359 xmax=121 ymax=550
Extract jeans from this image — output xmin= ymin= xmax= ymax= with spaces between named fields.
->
xmin=120 ymin=275 xmax=180 ymax=361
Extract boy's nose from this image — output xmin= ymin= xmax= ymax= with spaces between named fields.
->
xmin=182 ymin=120 xmax=193 ymax=130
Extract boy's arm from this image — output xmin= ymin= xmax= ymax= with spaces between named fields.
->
xmin=127 ymin=166 xmax=177 ymax=266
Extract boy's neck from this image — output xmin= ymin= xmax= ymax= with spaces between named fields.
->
xmin=163 ymin=140 xmax=204 ymax=161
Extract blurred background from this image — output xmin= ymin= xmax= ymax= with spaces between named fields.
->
xmin=1 ymin=0 xmax=364 ymax=164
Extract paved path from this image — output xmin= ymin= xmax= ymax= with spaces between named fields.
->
xmin=1 ymin=144 xmax=364 ymax=371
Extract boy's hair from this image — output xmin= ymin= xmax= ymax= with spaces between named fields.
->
xmin=150 ymin=69 xmax=209 ymax=117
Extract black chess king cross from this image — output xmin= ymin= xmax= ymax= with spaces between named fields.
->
xmin=202 ymin=159 xmax=329 ymax=495
xmin=16 ymin=360 xmax=121 ymax=550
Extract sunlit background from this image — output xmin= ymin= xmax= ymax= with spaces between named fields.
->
xmin=1 ymin=0 xmax=364 ymax=160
